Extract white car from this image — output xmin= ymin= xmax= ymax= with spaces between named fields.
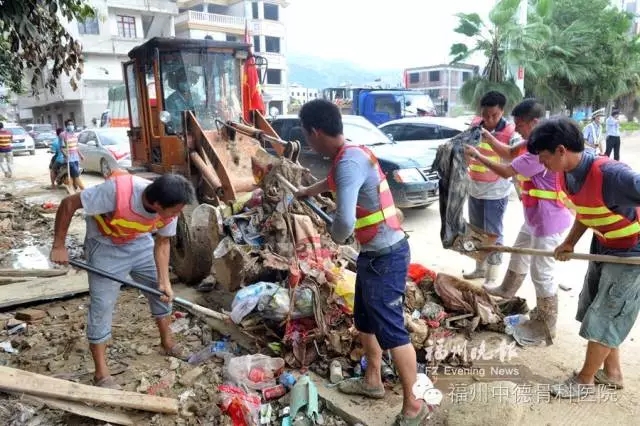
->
xmin=5 ymin=126 xmax=36 ymax=155
xmin=378 ymin=117 xmax=468 ymax=144
xmin=77 ymin=128 xmax=131 ymax=177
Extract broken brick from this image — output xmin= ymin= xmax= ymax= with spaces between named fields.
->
xmin=15 ymin=309 xmax=47 ymax=323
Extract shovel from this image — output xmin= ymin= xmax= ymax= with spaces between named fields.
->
xmin=452 ymin=222 xmax=640 ymax=265
xmin=68 ymin=259 xmax=229 ymax=321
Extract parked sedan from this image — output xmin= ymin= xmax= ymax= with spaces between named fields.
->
xmin=25 ymin=123 xmax=57 ymax=148
xmin=268 ymin=114 xmax=440 ymax=208
xmin=77 ymin=128 xmax=131 ymax=177
xmin=6 ymin=126 xmax=36 ymax=155
xmin=379 ymin=116 xmax=468 ymax=143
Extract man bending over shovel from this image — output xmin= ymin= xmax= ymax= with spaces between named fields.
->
xmin=464 ymin=100 xmax=573 ymax=346
xmin=294 ymin=99 xmax=428 ymax=425
xmin=528 ymin=117 xmax=640 ymax=398
xmin=50 ymin=173 xmax=196 ymax=389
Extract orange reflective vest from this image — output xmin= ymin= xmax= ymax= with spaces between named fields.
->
xmin=559 ymin=156 xmax=640 ymax=249
xmin=517 ymin=174 xmax=566 ymax=208
xmin=468 ymin=117 xmax=516 ymax=182
xmin=94 ymin=174 xmax=173 ymax=244
xmin=327 ymin=145 xmax=402 ymax=244
xmin=62 ymin=131 xmax=78 ymax=156
xmin=0 ymin=129 xmax=12 ymax=152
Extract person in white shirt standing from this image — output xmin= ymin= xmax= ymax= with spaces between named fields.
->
xmin=605 ymin=109 xmax=621 ymax=160
xmin=583 ymin=109 xmax=604 ymax=155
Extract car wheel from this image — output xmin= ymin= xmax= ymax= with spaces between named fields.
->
xmin=29 ymin=150 xmax=36 ymax=155
xmin=100 ymin=158 xmax=111 ymax=179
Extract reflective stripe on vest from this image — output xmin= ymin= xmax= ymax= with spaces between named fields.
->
xmin=327 ymin=145 xmax=402 ymax=244
xmin=559 ymin=156 xmax=640 ymax=249
xmin=468 ymin=120 xmax=516 ymax=182
xmin=93 ymin=174 xmax=173 ymax=244
xmin=0 ymin=131 xmax=11 ymax=148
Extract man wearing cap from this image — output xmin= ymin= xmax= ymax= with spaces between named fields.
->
xmin=584 ymin=110 xmax=604 ymax=155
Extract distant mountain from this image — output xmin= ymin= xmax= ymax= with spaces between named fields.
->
xmin=287 ymin=54 xmax=402 ymax=89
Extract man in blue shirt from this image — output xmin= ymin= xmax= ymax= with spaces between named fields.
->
xmin=605 ymin=109 xmax=621 ymax=160
xmin=49 ymin=128 xmax=66 ymax=188
xmin=583 ymin=109 xmax=604 ymax=155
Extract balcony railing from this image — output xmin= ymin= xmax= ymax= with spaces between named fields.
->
xmin=175 ymin=11 xmax=247 ymax=29
xmin=107 ymin=0 xmax=178 ymax=14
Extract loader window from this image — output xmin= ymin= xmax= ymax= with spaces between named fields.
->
xmin=160 ymin=50 xmax=241 ymax=133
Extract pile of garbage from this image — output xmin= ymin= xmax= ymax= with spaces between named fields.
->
xmin=0 ymin=193 xmax=53 ymax=251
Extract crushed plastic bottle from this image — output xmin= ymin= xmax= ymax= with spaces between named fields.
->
xmin=188 ymin=341 xmax=236 ymax=365
xmin=503 ymin=314 xmax=529 ymax=335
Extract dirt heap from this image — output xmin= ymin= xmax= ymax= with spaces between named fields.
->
xmin=0 ymin=193 xmax=53 ymax=251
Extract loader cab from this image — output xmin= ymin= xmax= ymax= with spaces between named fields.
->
xmin=123 ymin=37 xmax=249 ymax=175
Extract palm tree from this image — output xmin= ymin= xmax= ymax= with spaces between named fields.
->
xmin=450 ymin=0 xmax=547 ymax=112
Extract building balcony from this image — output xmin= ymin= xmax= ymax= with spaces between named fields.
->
xmin=107 ymin=0 xmax=178 ymax=15
xmin=81 ymin=35 xmax=146 ymax=56
xmin=175 ymin=11 xmax=247 ymax=34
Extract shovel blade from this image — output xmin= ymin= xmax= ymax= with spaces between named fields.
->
xmin=450 ymin=222 xmax=499 ymax=263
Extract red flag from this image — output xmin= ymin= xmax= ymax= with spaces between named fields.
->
xmin=403 ymin=70 xmax=409 ymax=88
xmin=242 ymin=21 xmax=265 ymax=121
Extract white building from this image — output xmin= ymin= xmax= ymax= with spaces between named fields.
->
xmin=289 ymin=83 xmax=319 ymax=104
xmin=175 ymin=0 xmax=289 ymax=115
xmin=17 ymin=0 xmax=177 ymax=128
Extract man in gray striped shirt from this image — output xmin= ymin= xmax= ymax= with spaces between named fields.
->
xmin=605 ymin=109 xmax=621 ymax=160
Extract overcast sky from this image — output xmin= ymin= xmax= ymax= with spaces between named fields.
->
xmin=281 ymin=0 xmax=497 ymax=69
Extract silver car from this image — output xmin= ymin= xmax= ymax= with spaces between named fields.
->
xmin=6 ymin=126 xmax=36 ymax=155
xmin=77 ymin=128 xmax=131 ymax=177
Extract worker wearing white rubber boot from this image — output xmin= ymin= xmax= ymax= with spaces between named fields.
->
xmin=465 ymin=91 xmax=521 ymax=285
xmin=464 ymin=99 xmax=572 ymax=345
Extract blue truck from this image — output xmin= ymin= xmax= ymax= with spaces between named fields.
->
xmin=321 ymin=87 xmax=436 ymax=126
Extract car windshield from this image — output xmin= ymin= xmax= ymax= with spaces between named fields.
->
xmin=8 ymin=127 xmax=26 ymax=135
xmin=99 ymin=131 xmax=129 ymax=146
xmin=34 ymin=125 xmax=53 ymax=132
xmin=159 ymin=49 xmax=241 ymax=132
xmin=344 ymin=120 xmax=392 ymax=146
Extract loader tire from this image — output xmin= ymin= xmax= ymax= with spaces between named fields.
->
xmin=170 ymin=203 xmax=213 ymax=284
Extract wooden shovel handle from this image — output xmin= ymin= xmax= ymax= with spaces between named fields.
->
xmin=481 ymin=245 xmax=640 ymax=265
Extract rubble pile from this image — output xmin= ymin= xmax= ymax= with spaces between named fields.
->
xmin=0 ymin=193 xmax=53 ymax=251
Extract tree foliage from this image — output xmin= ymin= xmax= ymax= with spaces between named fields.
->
xmin=451 ymin=0 xmax=640 ymax=115
xmin=0 ymin=0 xmax=95 ymax=95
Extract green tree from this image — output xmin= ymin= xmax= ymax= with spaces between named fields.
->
xmin=450 ymin=0 xmax=554 ymax=112
xmin=530 ymin=0 xmax=640 ymax=114
xmin=0 ymin=0 xmax=95 ymax=95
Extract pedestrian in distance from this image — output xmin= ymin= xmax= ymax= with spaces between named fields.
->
xmin=49 ymin=128 xmax=67 ymax=189
xmin=583 ymin=109 xmax=605 ymax=155
xmin=293 ymin=99 xmax=428 ymax=426
xmin=60 ymin=119 xmax=85 ymax=191
xmin=528 ymin=116 xmax=640 ymax=398
xmin=0 ymin=122 xmax=14 ymax=178
xmin=49 ymin=173 xmax=196 ymax=389
xmin=605 ymin=109 xmax=622 ymax=160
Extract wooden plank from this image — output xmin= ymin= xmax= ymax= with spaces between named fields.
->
xmin=18 ymin=394 xmax=135 ymax=426
xmin=0 ymin=273 xmax=88 ymax=309
xmin=0 ymin=366 xmax=178 ymax=414
xmin=0 ymin=268 xmax=68 ymax=278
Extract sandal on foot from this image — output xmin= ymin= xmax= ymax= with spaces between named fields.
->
xmin=394 ymin=403 xmax=430 ymax=426
xmin=337 ymin=378 xmax=385 ymax=399
xmin=164 ymin=344 xmax=190 ymax=361
xmin=594 ymin=369 xmax=624 ymax=390
xmin=93 ymin=376 xmax=121 ymax=390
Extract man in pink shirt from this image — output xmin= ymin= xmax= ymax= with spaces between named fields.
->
xmin=464 ymin=99 xmax=573 ymax=345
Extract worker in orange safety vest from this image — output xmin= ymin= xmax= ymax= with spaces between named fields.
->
xmin=528 ymin=116 xmax=640 ymax=399
xmin=293 ymin=99 xmax=429 ymax=425
xmin=464 ymin=99 xmax=573 ymax=347
xmin=463 ymin=91 xmax=522 ymax=286
xmin=49 ymin=173 xmax=196 ymax=390
xmin=0 ymin=122 xmax=14 ymax=178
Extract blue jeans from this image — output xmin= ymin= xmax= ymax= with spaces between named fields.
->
xmin=353 ymin=239 xmax=410 ymax=350
xmin=468 ymin=195 xmax=508 ymax=265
